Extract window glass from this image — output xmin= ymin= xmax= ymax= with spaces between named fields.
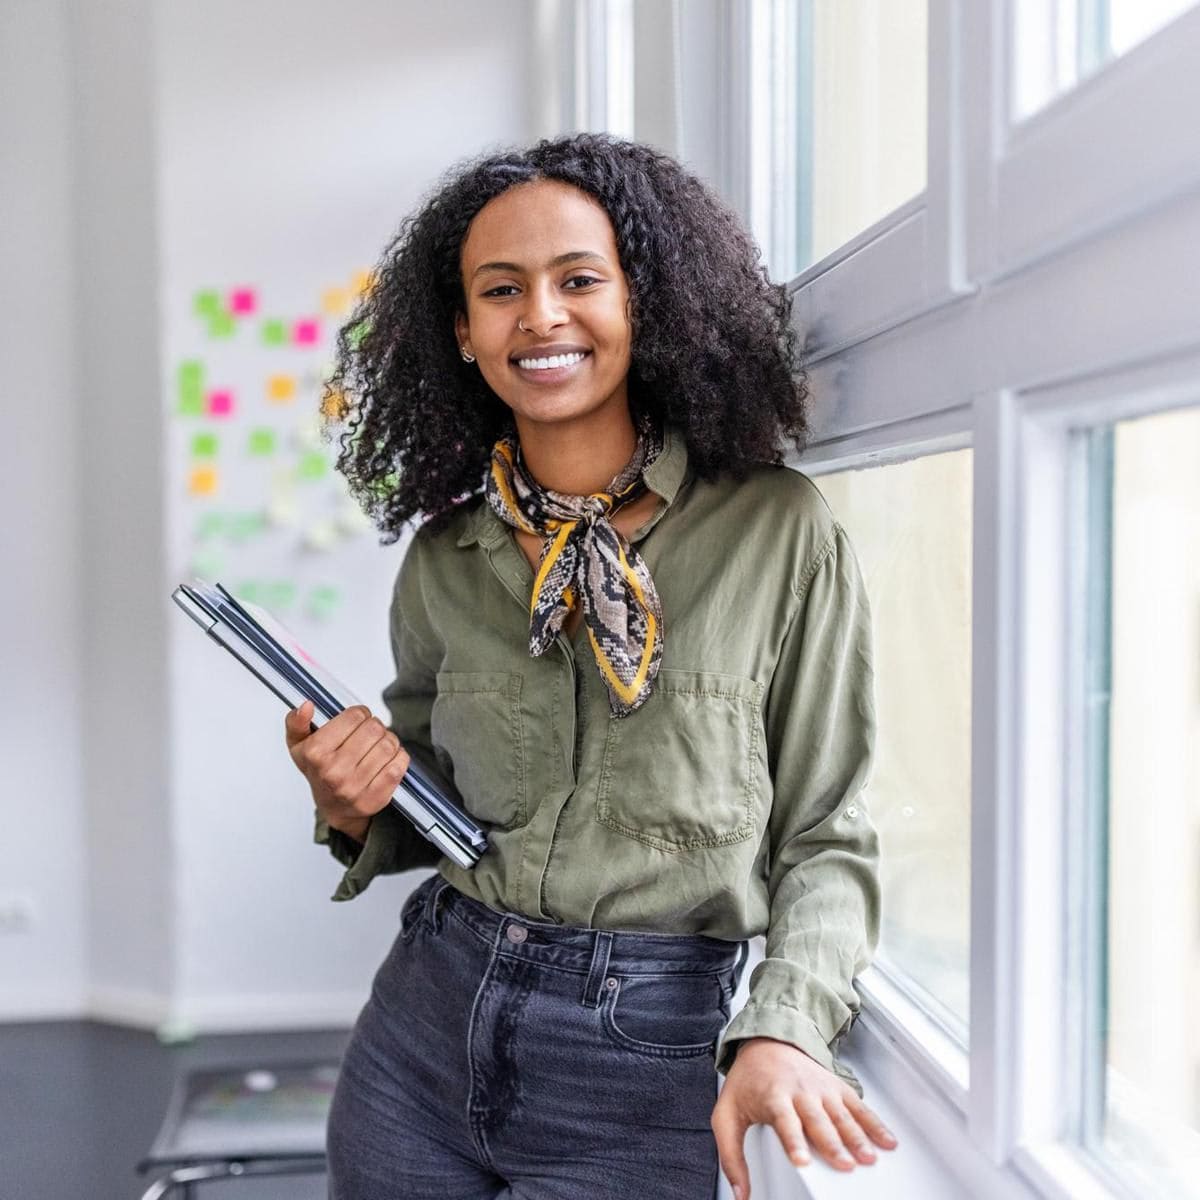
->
xmin=1014 ymin=0 xmax=1198 ymax=119
xmin=815 ymin=449 xmax=972 ymax=1037
xmin=1090 ymin=406 xmax=1200 ymax=1196
xmin=766 ymin=0 xmax=927 ymax=279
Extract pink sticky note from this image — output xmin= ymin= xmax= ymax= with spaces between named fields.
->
xmin=207 ymin=389 xmax=234 ymax=417
xmin=229 ymin=287 xmax=257 ymax=315
xmin=293 ymin=319 xmax=320 ymax=346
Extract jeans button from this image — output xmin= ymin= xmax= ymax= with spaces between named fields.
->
xmin=506 ymin=923 xmax=528 ymax=944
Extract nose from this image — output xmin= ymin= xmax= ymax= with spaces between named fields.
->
xmin=519 ymin=278 xmax=568 ymax=338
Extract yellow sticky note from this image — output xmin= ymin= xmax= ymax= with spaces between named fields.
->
xmin=267 ymin=374 xmax=296 ymax=403
xmin=321 ymin=286 xmax=350 ymax=316
xmin=320 ymin=388 xmax=349 ymax=421
xmin=189 ymin=466 xmax=218 ymax=496
xmin=350 ymin=269 xmax=374 ymax=298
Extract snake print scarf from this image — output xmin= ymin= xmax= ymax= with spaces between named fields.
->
xmin=484 ymin=412 xmax=665 ymax=717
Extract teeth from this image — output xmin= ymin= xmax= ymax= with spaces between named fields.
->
xmin=516 ymin=351 xmax=587 ymax=370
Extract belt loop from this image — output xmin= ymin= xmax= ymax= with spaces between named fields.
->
xmin=581 ymin=931 xmax=614 ymax=1008
xmin=424 ymin=875 xmax=450 ymax=933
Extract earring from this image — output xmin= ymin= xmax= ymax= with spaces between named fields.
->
xmin=460 ymin=347 xmax=475 ymax=363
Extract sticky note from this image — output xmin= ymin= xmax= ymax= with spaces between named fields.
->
xmin=306 ymin=584 xmax=341 ymax=619
xmin=297 ymin=451 xmax=328 ymax=480
xmin=208 ymin=311 xmax=236 ymax=339
xmin=178 ymin=361 xmax=205 ymax=415
xmin=207 ymin=390 xmax=234 ymax=417
xmin=350 ymin=269 xmax=374 ymax=297
xmin=267 ymin=374 xmax=296 ymax=403
xmin=191 ymin=432 xmax=219 ymax=458
xmin=228 ymin=512 xmax=266 ymax=542
xmin=229 ymin=287 xmax=257 ymax=315
xmin=188 ymin=466 xmax=218 ymax=496
xmin=188 ymin=548 xmax=224 ymax=580
xmin=196 ymin=512 xmax=225 ymax=539
xmin=263 ymin=581 xmax=298 ymax=610
xmin=266 ymin=495 xmax=297 ymax=527
xmin=321 ymin=287 xmax=350 ymax=316
xmin=261 ymin=318 xmax=287 ymax=346
xmin=293 ymin=319 xmax=320 ymax=346
xmin=247 ymin=428 xmax=276 ymax=456
xmin=236 ymin=580 xmax=264 ymax=604
xmin=320 ymin=388 xmax=348 ymax=421
xmin=194 ymin=290 xmax=221 ymax=318
xmin=347 ymin=318 xmax=371 ymax=349
xmin=303 ymin=518 xmax=338 ymax=551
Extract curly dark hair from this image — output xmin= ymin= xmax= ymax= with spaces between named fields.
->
xmin=322 ymin=131 xmax=808 ymax=541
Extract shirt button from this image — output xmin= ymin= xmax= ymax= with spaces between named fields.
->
xmin=845 ymin=805 xmax=859 ymax=818
xmin=506 ymin=923 xmax=528 ymax=944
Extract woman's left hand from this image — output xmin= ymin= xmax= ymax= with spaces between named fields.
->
xmin=711 ymin=1036 xmax=898 ymax=1199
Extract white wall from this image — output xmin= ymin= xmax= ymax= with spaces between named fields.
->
xmin=0 ymin=0 xmax=87 ymax=1019
xmin=1 ymin=0 xmax=543 ymax=1028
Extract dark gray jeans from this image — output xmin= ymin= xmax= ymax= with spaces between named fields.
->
xmin=327 ymin=873 xmax=748 ymax=1199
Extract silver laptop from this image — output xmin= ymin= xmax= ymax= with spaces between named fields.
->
xmin=172 ymin=579 xmax=487 ymax=869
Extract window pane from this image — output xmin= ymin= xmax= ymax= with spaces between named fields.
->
xmin=816 ymin=450 xmax=972 ymax=1037
xmin=1014 ymin=0 xmax=1198 ymax=119
xmin=1093 ymin=406 xmax=1200 ymax=1196
xmin=768 ymin=0 xmax=927 ymax=278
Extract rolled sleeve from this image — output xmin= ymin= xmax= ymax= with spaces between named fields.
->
xmin=316 ymin=532 xmax=445 ymax=900
xmin=716 ymin=523 xmax=880 ymax=1097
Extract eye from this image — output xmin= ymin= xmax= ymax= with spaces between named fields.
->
xmin=564 ymin=275 xmax=601 ymax=289
xmin=481 ymin=284 xmax=519 ymax=298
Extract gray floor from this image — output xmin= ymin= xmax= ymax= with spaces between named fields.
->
xmin=0 ymin=1020 xmax=352 ymax=1200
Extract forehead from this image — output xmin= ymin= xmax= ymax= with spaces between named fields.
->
xmin=460 ymin=179 xmax=619 ymax=270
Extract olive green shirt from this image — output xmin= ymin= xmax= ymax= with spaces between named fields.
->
xmin=315 ymin=421 xmax=880 ymax=1094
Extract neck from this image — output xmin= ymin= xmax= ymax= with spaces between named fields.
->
xmin=513 ymin=403 xmax=640 ymax=495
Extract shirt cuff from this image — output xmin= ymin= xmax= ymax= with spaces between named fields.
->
xmin=313 ymin=809 xmax=396 ymax=902
xmin=716 ymin=1002 xmax=865 ymax=1099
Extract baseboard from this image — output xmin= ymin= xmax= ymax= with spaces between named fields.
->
xmin=172 ymin=991 xmax=364 ymax=1033
xmin=0 ymin=989 xmax=87 ymax=1023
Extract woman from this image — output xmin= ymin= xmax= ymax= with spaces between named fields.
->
xmin=285 ymin=132 xmax=897 ymax=1199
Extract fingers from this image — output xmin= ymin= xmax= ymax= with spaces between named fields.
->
xmin=711 ymin=1101 xmax=752 ymax=1200
xmin=794 ymin=1094 xmax=855 ymax=1171
xmin=765 ymin=1095 xmax=810 ymax=1169
xmin=845 ymin=1093 xmax=899 ymax=1150
xmin=283 ymin=699 xmax=315 ymax=747
xmin=825 ymin=1099 xmax=877 ymax=1166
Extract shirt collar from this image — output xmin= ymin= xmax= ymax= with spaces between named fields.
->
xmin=455 ymin=418 xmax=691 ymax=549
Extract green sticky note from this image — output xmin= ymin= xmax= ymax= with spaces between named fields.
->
xmin=228 ymin=511 xmax=266 ymax=543
xmin=347 ymin=318 xmax=371 ymax=349
xmin=208 ymin=311 xmax=236 ymax=339
xmin=306 ymin=584 xmax=340 ymax=620
xmin=264 ymin=581 xmax=298 ymax=611
xmin=177 ymin=360 xmax=205 ymax=415
xmin=248 ymin=428 xmax=276 ymax=456
xmin=195 ymin=512 xmax=225 ymax=540
xmin=236 ymin=580 xmax=263 ymax=604
xmin=177 ymin=389 xmax=204 ymax=417
xmin=188 ymin=547 xmax=224 ymax=580
xmin=261 ymin=318 xmax=287 ymax=346
xmin=297 ymin=451 xmax=328 ymax=480
xmin=191 ymin=432 xmax=219 ymax=458
xmin=194 ymin=290 xmax=221 ymax=318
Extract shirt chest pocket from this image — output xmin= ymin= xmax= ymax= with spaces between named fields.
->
xmin=595 ymin=668 xmax=766 ymax=852
xmin=431 ymin=671 xmax=527 ymax=830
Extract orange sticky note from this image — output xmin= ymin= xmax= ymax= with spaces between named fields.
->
xmin=321 ymin=286 xmax=350 ymax=316
xmin=189 ymin=466 xmax=218 ymax=496
xmin=267 ymin=374 xmax=296 ymax=403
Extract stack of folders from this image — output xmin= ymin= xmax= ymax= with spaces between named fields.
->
xmin=172 ymin=579 xmax=487 ymax=869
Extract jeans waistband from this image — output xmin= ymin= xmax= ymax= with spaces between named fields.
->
xmin=427 ymin=875 xmax=746 ymax=979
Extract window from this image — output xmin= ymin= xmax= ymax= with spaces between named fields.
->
xmin=815 ymin=449 xmax=973 ymax=1039
xmin=1083 ymin=405 xmax=1200 ymax=1197
xmin=1014 ymin=0 xmax=1199 ymax=119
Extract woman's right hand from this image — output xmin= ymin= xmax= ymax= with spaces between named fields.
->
xmin=284 ymin=700 xmax=412 ymax=845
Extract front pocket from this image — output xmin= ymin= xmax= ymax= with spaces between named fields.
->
xmin=601 ymin=973 xmax=727 ymax=1058
xmin=431 ymin=671 xmax=526 ymax=829
xmin=596 ymin=668 xmax=765 ymax=852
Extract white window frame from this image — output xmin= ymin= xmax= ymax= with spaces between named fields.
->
xmin=660 ymin=2 xmax=1200 ymax=1196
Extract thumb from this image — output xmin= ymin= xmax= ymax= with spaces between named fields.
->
xmin=284 ymin=699 xmax=314 ymax=746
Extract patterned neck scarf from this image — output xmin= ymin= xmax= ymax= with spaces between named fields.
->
xmin=485 ymin=411 xmax=665 ymax=717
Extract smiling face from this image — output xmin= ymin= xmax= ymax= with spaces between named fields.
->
xmin=455 ymin=178 xmax=633 ymax=433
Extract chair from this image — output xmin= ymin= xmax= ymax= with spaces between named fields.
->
xmin=136 ymin=1060 xmax=336 ymax=1199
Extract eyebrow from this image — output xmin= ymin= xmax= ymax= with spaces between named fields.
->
xmin=471 ymin=250 xmax=608 ymax=279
